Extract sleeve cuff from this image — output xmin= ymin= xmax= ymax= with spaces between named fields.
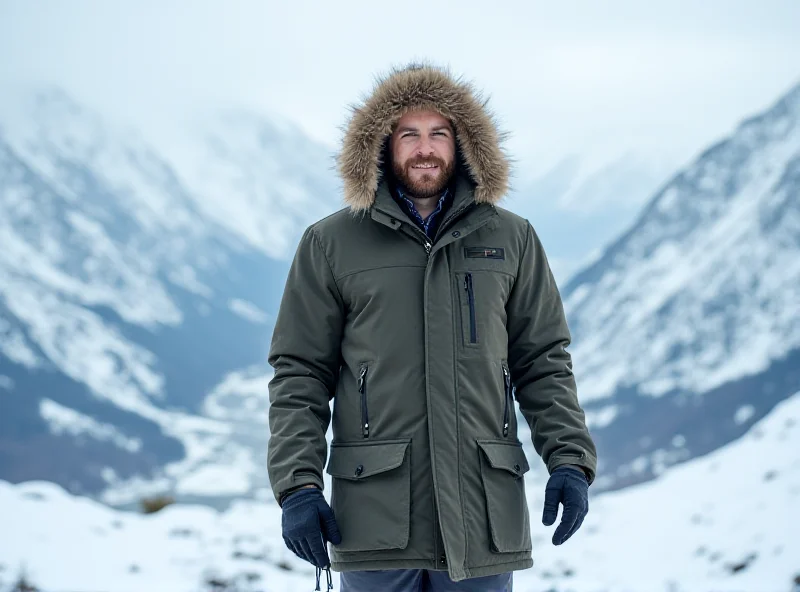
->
xmin=548 ymin=455 xmax=596 ymax=485
xmin=277 ymin=472 xmax=324 ymax=506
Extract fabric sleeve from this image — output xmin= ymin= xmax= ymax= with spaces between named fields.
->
xmin=267 ymin=226 xmax=345 ymax=503
xmin=505 ymin=222 xmax=598 ymax=484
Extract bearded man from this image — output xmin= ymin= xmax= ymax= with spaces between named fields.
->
xmin=268 ymin=64 xmax=597 ymax=592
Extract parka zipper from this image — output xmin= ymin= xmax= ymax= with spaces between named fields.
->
xmin=359 ymin=366 xmax=369 ymax=438
xmin=464 ymin=273 xmax=477 ymax=343
xmin=502 ymin=364 xmax=512 ymax=437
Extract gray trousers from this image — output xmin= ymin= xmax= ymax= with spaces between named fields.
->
xmin=339 ymin=569 xmax=512 ymax=592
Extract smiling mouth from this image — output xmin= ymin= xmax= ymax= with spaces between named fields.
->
xmin=412 ymin=164 xmax=438 ymax=170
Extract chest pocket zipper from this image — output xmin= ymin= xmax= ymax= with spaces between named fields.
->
xmin=502 ymin=364 xmax=512 ymax=437
xmin=464 ymin=273 xmax=477 ymax=344
xmin=359 ymin=366 xmax=369 ymax=438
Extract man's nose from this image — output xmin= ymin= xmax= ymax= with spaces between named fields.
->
xmin=416 ymin=136 xmax=435 ymax=156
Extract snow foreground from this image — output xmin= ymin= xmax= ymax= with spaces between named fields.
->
xmin=1 ymin=392 xmax=798 ymax=592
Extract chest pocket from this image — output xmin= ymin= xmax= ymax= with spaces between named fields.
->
xmin=454 ymin=268 xmax=513 ymax=354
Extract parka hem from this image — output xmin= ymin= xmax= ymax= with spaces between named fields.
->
xmin=330 ymin=557 xmax=533 ymax=581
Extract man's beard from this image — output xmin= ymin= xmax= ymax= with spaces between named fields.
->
xmin=392 ymin=155 xmax=455 ymax=199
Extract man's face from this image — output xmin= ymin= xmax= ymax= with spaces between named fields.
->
xmin=390 ymin=110 xmax=456 ymax=199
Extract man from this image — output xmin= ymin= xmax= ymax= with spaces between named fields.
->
xmin=268 ymin=64 xmax=597 ymax=592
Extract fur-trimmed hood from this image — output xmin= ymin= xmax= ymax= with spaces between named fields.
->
xmin=337 ymin=64 xmax=510 ymax=211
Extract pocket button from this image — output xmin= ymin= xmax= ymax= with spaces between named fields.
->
xmin=355 ymin=464 xmax=364 ymax=477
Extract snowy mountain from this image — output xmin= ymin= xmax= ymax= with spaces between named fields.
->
xmin=0 ymin=86 xmax=340 ymax=502
xmin=2 ymin=77 xmax=799 ymax=592
xmin=504 ymin=150 xmax=675 ymax=282
xmin=561 ymin=81 xmax=800 ymax=490
xmin=2 ymin=391 xmax=797 ymax=592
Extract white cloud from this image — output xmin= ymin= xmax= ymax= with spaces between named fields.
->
xmin=228 ymin=299 xmax=270 ymax=325
xmin=0 ymin=374 xmax=15 ymax=391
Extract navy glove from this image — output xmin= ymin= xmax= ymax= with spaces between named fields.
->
xmin=542 ymin=465 xmax=589 ymax=545
xmin=281 ymin=487 xmax=342 ymax=567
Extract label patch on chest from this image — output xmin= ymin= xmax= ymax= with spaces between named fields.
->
xmin=465 ymin=247 xmax=505 ymax=260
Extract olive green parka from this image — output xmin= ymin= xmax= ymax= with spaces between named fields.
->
xmin=268 ymin=64 xmax=597 ymax=581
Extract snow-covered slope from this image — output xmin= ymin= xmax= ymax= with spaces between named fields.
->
xmin=504 ymin=149 xmax=675 ymax=282
xmin=561 ymin=82 xmax=800 ymax=490
xmin=160 ymin=108 xmax=341 ymax=260
xmin=2 ymin=391 xmax=798 ymax=592
xmin=0 ymin=86 xmax=340 ymax=500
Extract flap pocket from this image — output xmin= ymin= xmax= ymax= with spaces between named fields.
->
xmin=477 ymin=439 xmax=532 ymax=554
xmin=326 ymin=439 xmax=413 ymax=553
xmin=326 ymin=439 xmax=410 ymax=480
xmin=477 ymin=440 xmax=530 ymax=476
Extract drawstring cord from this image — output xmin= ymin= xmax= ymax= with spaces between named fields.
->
xmin=314 ymin=565 xmax=333 ymax=591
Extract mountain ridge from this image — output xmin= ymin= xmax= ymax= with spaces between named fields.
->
xmin=560 ymin=80 xmax=800 ymax=490
xmin=0 ymin=85 xmax=340 ymax=501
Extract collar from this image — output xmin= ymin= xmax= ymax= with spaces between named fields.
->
xmin=393 ymin=186 xmax=452 ymax=238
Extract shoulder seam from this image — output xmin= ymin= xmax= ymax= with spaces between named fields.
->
xmin=310 ymin=227 xmax=346 ymax=308
xmin=308 ymin=206 xmax=355 ymax=231
xmin=517 ymin=220 xmax=533 ymax=279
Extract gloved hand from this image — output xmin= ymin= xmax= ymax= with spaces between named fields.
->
xmin=542 ymin=465 xmax=589 ymax=545
xmin=281 ymin=487 xmax=342 ymax=567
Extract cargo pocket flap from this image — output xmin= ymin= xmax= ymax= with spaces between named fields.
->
xmin=477 ymin=440 xmax=530 ymax=476
xmin=326 ymin=440 xmax=410 ymax=480
xmin=477 ymin=440 xmax=532 ymax=553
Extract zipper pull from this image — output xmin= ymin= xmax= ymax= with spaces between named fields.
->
xmin=359 ymin=366 xmax=369 ymax=438
xmin=502 ymin=365 xmax=511 ymax=437
xmin=424 ymin=241 xmax=432 ymax=255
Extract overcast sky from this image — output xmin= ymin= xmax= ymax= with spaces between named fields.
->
xmin=2 ymin=0 xmax=799 ymax=181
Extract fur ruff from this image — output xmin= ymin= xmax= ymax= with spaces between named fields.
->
xmin=337 ymin=64 xmax=510 ymax=211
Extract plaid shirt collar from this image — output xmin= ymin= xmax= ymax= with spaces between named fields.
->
xmin=394 ymin=186 xmax=451 ymax=239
